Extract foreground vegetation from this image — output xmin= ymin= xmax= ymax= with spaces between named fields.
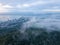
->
xmin=0 ymin=18 xmax=60 ymax=45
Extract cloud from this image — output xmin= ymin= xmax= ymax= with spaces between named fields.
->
xmin=0 ymin=3 xmax=13 ymax=13
xmin=0 ymin=0 xmax=60 ymax=13
xmin=16 ymin=4 xmax=30 ymax=8
xmin=2 ymin=5 xmax=13 ymax=8
xmin=0 ymin=15 xmax=11 ymax=21
xmin=0 ymin=7 xmax=8 ymax=13
xmin=42 ymin=9 xmax=60 ymax=12
xmin=16 ymin=0 xmax=51 ymax=8
xmin=21 ymin=15 xmax=60 ymax=31
xmin=30 ymin=1 xmax=51 ymax=6
xmin=15 ymin=0 xmax=60 ymax=12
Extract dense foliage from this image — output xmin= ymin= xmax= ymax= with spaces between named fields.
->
xmin=0 ymin=17 xmax=60 ymax=45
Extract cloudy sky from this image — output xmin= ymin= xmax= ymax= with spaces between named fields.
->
xmin=0 ymin=0 xmax=60 ymax=13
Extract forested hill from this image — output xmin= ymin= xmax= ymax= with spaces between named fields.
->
xmin=0 ymin=17 xmax=60 ymax=45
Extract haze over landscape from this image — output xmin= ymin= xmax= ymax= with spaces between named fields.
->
xmin=0 ymin=0 xmax=60 ymax=45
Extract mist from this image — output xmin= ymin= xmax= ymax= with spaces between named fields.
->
xmin=0 ymin=13 xmax=60 ymax=45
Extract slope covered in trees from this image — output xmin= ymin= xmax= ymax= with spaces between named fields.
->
xmin=0 ymin=17 xmax=60 ymax=45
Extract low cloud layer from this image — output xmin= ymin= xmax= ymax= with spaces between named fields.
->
xmin=0 ymin=13 xmax=60 ymax=31
xmin=19 ymin=14 xmax=60 ymax=31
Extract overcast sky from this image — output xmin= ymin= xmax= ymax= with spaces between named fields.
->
xmin=0 ymin=0 xmax=60 ymax=13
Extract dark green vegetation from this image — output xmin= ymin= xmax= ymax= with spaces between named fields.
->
xmin=0 ymin=17 xmax=60 ymax=45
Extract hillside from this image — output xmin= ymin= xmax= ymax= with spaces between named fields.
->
xmin=0 ymin=16 xmax=60 ymax=45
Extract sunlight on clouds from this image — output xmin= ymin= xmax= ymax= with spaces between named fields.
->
xmin=0 ymin=7 xmax=8 ymax=13
xmin=2 ymin=5 xmax=13 ymax=8
xmin=0 ymin=3 xmax=13 ymax=13
xmin=23 ymin=4 xmax=30 ymax=7
xmin=0 ymin=3 xmax=8 ymax=13
xmin=17 ymin=4 xmax=30 ymax=8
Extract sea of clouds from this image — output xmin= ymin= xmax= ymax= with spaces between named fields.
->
xmin=20 ymin=14 xmax=60 ymax=31
xmin=0 ymin=14 xmax=60 ymax=31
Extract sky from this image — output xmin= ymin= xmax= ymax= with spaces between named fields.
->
xmin=0 ymin=0 xmax=60 ymax=31
xmin=0 ymin=0 xmax=60 ymax=13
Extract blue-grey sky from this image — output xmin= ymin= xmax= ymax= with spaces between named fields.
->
xmin=0 ymin=0 xmax=60 ymax=13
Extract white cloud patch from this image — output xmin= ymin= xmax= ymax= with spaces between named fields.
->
xmin=16 ymin=4 xmax=30 ymax=8
xmin=2 ymin=5 xmax=13 ymax=8
xmin=0 ymin=3 xmax=13 ymax=13
xmin=16 ymin=1 xmax=50 ymax=8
